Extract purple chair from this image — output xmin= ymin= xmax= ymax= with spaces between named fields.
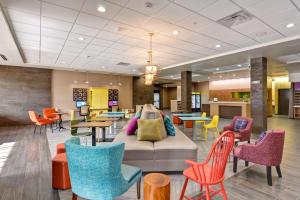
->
xmin=223 ymin=116 xmax=253 ymax=143
xmin=233 ymin=130 xmax=285 ymax=186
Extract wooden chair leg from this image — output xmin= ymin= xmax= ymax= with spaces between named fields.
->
xmin=136 ymin=177 xmax=141 ymax=199
xmin=276 ymin=166 xmax=282 ymax=178
xmin=267 ymin=166 xmax=272 ymax=186
xmin=233 ymin=156 xmax=238 ymax=173
xmin=180 ymin=178 xmax=188 ymax=200
xmin=245 ymin=161 xmax=249 ymax=167
xmin=34 ymin=125 xmax=37 ymax=134
xmin=39 ymin=125 xmax=42 ymax=134
xmin=72 ymin=193 xmax=77 ymax=200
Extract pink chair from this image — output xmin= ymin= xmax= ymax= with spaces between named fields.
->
xmin=233 ymin=130 xmax=285 ymax=186
xmin=223 ymin=116 xmax=253 ymax=143
xmin=180 ymin=131 xmax=235 ymax=200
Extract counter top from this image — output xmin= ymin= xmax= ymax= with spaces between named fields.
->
xmin=209 ymin=101 xmax=250 ymax=104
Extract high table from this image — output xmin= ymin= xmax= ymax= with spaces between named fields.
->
xmin=172 ymin=113 xmax=200 ymax=126
xmin=72 ymin=121 xmax=112 ymax=146
xmin=179 ymin=117 xmax=211 ymax=140
xmin=99 ymin=112 xmax=125 ymax=129
xmin=88 ymin=117 xmax=120 ymax=134
xmin=53 ymin=112 xmax=66 ymax=131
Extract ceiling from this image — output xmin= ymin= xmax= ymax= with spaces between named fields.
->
xmin=0 ymin=0 xmax=300 ymax=76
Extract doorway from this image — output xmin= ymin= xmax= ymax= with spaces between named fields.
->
xmin=278 ymin=89 xmax=290 ymax=115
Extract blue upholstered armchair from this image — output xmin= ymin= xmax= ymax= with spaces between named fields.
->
xmin=65 ymin=137 xmax=142 ymax=200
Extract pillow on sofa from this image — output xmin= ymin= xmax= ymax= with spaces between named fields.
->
xmin=255 ymin=130 xmax=272 ymax=144
xmin=137 ymin=118 xmax=163 ymax=141
xmin=164 ymin=115 xmax=175 ymax=136
xmin=126 ymin=117 xmax=138 ymax=135
xmin=233 ymin=118 xmax=248 ymax=132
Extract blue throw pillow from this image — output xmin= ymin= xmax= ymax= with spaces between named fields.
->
xmin=164 ymin=115 xmax=176 ymax=136
xmin=255 ymin=131 xmax=266 ymax=144
xmin=233 ymin=118 xmax=248 ymax=132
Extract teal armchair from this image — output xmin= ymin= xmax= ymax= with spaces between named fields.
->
xmin=65 ymin=137 xmax=142 ymax=200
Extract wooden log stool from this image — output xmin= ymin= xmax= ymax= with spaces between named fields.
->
xmin=144 ymin=173 xmax=170 ymax=200
xmin=56 ymin=143 xmax=66 ymax=154
xmin=52 ymin=153 xmax=71 ymax=190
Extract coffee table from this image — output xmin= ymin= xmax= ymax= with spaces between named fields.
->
xmin=179 ymin=117 xmax=211 ymax=140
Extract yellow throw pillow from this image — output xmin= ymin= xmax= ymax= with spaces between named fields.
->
xmin=137 ymin=118 xmax=163 ymax=141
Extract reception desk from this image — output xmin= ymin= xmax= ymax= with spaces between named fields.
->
xmin=209 ymin=101 xmax=251 ymax=118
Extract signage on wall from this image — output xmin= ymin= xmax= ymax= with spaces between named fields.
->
xmin=251 ymin=80 xmax=261 ymax=84
xmin=108 ymin=89 xmax=119 ymax=101
xmin=73 ymin=88 xmax=87 ymax=101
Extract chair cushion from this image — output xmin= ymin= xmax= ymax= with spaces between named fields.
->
xmin=122 ymin=164 xmax=141 ymax=183
xmin=137 ymin=119 xmax=163 ymax=141
xmin=126 ymin=117 xmax=138 ymax=135
xmin=233 ymin=118 xmax=248 ymax=132
xmin=164 ymin=115 xmax=176 ymax=136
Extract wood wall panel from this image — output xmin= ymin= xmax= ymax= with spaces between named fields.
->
xmin=209 ymin=88 xmax=250 ymax=101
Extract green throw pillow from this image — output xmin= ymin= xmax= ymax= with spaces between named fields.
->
xmin=137 ymin=118 xmax=163 ymax=141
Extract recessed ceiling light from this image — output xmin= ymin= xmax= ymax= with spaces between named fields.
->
xmin=78 ymin=36 xmax=84 ymax=41
xmin=215 ymin=44 xmax=221 ymax=48
xmin=219 ymin=75 xmax=222 ymax=78
xmin=97 ymin=5 xmax=106 ymax=13
xmin=133 ymin=69 xmax=137 ymax=72
xmin=237 ymin=64 xmax=242 ymax=67
xmin=233 ymin=74 xmax=236 ymax=77
xmin=286 ymin=23 xmax=295 ymax=28
xmin=216 ymin=67 xmax=220 ymax=71
xmin=61 ymin=61 xmax=66 ymax=64
xmin=101 ymin=66 xmax=105 ymax=69
xmin=208 ymin=76 xmax=210 ymax=79
xmin=170 ymin=75 xmax=174 ymax=78
xmin=172 ymin=30 xmax=179 ymax=35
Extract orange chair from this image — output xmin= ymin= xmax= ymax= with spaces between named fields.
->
xmin=52 ymin=153 xmax=71 ymax=190
xmin=180 ymin=131 xmax=235 ymax=200
xmin=173 ymin=116 xmax=182 ymax=125
xmin=28 ymin=111 xmax=53 ymax=134
xmin=56 ymin=143 xmax=66 ymax=154
xmin=43 ymin=108 xmax=60 ymax=125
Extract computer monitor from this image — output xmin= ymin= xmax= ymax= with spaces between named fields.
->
xmin=108 ymin=100 xmax=118 ymax=106
xmin=76 ymin=101 xmax=86 ymax=108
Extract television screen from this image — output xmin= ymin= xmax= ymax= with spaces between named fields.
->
xmin=108 ymin=101 xmax=118 ymax=106
xmin=76 ymin=101 xmax=86 ymax=108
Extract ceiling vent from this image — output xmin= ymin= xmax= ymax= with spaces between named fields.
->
xmin=217 ymin=10 xmax=253 ymax=28
xmin=117 ymin=62 xmax=130 ymax=66
xmin=0 ymin=54 xmax=7 ymax=61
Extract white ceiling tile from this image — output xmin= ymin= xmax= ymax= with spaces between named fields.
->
xmin=5 ymin=8 xmax=40 ymax=26
xmin=104 ymin=0 xmax=130 ymax=6
xmin=71 ymin=24 xmax=99 ymax=37
xmin=103 ymin=21 xmax=134 ymax=34
xmin=173 ymin=0 xmax=218 ymax=12
xmin=142 ymin=18 xmax=177 ymax=34
xmin=23 ymin=49 xmax=39 ymax=63
xmin=68 ymin=33 xmax=93 ymax=43
xmin=57 ymin=54 xmax=77 ymax=64
xmin=41 ymin=28 xmax=69 ymax=39
xmin=76 ymin=13 xmax=108 ymax=29
xmin=114 ymin=8 xmax=149 ymax=27
xmin=41 ymin=17 xmax=73 ymax=32
xmin=15 ymin=31 xmax=40 ymax=42
xmin=65 ymin=40 xmax=87 ymax=48
xmin=43 ymin=0 xmax=85 ymax=10
xmin=232 ymin=18 xmax=283 ymax=43
xmin=10 ymin=21 xmax=40 ymax=34
xmin=278 ymin=54 xmax=300 ymax=63
xmin=96 ymin=30 xmax=124 ymax=41
xmin=82 ymin=0 xmax=122 ymax=19
xmin=42 ymin=2 xmax=78 ymax=22
xmin=40 ymin=52 xmax=59 ymax=64
xmin=19 ymin=39 xmax=39 ymax=48
xmin=41 ymin=36 xmax=65 ymax=47
xmin=110 ymin=42 xmax=133 ymax=50
xmin=91 ymin=38 xmax=114 ymax=47
xmin=126 ymin=0 xmax=170 ymax=16
xmin=198 ymin=0 xmax=241 ymax=21
xmin=155 ymin=3 xmax=193 ymax=23
xmin=1 ymin=0 xmax=40 ymax=15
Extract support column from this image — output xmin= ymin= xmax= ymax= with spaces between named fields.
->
xmin=250 ymin=57 xmax=268 ymax=133
xmin=181 ymin=71 xmax=192 ymax=113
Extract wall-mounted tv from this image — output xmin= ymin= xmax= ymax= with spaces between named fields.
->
xmin=76 ymin=101 xmax=86 ymax=108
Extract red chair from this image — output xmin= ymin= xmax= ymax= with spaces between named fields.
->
xmin=223 ymin=116 xmax=253 ymax=143
xmin=180 ymin=131 xmax=235 ymax=200
xmin=233 ymin=130 xmax=285 ymax=186
xmin=28 ymin=111 xmax=53 ymax=134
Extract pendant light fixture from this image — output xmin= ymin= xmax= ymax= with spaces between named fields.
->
xmin=144 ymin=33 xmax=158 ymax=85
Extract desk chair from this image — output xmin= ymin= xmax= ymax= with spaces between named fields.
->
xmin=79 ymin=105 xmax=90 ymax=121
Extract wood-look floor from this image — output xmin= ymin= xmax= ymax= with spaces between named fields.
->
xmin=0 ymin=117 xmax=300 ymax=200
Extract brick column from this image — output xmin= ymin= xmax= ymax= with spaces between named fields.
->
xmin=181 ymin=71 xmax=192 ymax=113
xmin=250 ymin=57 xmax=267 ymax=133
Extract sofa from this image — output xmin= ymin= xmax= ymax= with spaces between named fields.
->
xmin=113 ymin=104 xmax=198 ymax=172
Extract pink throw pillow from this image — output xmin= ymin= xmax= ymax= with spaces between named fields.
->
xmin=126 ymin=117 xmax=138 ymax=135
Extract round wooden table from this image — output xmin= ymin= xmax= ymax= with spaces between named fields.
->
xmin=144 ymin=173 xmax=170 ymax=200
